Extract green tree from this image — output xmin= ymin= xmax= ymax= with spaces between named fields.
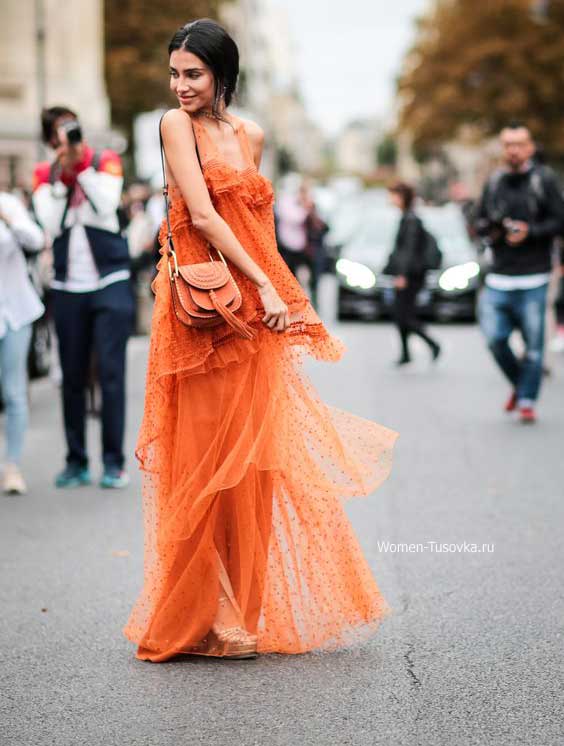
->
xmin=397 ymin=0 xmax=564 ymax=159
xmin=104 ymin=1 xmax=231 ymax=146
xmin=376 ymin=135 xmax=397 ymax=167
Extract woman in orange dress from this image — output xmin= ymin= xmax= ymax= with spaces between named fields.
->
xmin=123 ymin=18 xmax=399 ymax=662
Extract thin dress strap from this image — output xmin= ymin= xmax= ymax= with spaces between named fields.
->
xmin=191 ymin=114 xmax=255 ymax=172
xmin=190 ymin=115 xmax=215 ymax=166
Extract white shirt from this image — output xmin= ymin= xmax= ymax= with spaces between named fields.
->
xmin=0 ymin=192 xmax=45 ymax=338
xmin=485 ymin=272 xmax=551 ymax=290
xmin=61 ymin=224 xmax=101 ymax=291
xmin=276 ymin=193 xmax=308 ymax=252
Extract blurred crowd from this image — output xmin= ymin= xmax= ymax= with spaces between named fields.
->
xmin=274 ymin=178 xmax=329 ymax=311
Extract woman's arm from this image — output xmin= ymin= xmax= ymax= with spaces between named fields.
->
xmin=160 ymin=109 xmax=288 ymax=331
xmin=0 ymin=193 xmax=44 ymax=255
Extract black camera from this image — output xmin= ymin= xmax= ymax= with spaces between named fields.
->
xmin=60 ymin=119 xmax=83 ymax=145
xmin=477 ymin=205 xmax=517 ymax=243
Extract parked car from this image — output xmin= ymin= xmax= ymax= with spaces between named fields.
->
xmin=336 ymin=203 xmax=481 ymax=322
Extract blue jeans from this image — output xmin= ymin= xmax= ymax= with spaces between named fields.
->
xmin=0 ymin=324 xmax=32 ymax=464
xmin=478 ymin=283 xmax=548 ymax=404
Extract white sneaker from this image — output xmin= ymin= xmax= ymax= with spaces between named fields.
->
xmin=3 ymin=463 xmax=27 ymax=495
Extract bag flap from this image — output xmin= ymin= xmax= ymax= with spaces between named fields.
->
xmin=178 ymin=262 xmax=230 ymax=289
xmin=188 ymin=281 xmax=238 ymax=311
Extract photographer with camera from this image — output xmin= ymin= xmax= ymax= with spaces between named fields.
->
xmin=32 ymin=106 xmax=133 ymax=488
xmin=474 ymin=123 xmax=564 ymax=423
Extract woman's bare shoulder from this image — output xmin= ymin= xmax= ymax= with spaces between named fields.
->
xmin=161 ymin=108 xmax=194 ymax=135
xmin=238 ymin=117 xmax=265 ymax=147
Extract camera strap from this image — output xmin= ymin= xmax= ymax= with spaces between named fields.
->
xmin=52 ymin=149 xmax=105 ymax=232
xmin=487 ymin=166 xmax=547 ymax=221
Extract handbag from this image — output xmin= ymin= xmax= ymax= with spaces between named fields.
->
xmin=159 ymin=115 xmax=255 ymax=340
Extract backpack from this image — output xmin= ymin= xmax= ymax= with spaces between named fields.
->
xmin=421 ymin=227 xmax=442 ymax=271
xmin=383 ymin=218 xmax=442 ymax=275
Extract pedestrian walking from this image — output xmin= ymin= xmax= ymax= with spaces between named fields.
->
xmin=0 ymin=191 xmax=45 ymax=494
xmin=385 ymin=182 xmax=441 ymax=366
xmin=303 ymin=187 xmax=329 ymax=311
xmin=123 ymin=18 xmax=398 ymax=663
xmin=474 ymin=123 xmax=564 ymax=423
xmin=275 ymin=181 xmax=310 ymax=277
xmin=32 ymin=106 xmax=134 ymax=487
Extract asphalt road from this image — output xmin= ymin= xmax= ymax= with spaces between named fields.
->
xmin=2 ymin=284 xmax=563 ymax=746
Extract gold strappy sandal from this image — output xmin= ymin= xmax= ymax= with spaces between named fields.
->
xmin=183 ymin=626 xmax=258 ymax=659
xmin=182 ymin=582 xmax=258 ymax=659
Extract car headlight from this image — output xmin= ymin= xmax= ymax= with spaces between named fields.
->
xmin=336 ymin=258 xmax=376 ymax=289
xmin=438 ymin=261 xmax=480 ymax=292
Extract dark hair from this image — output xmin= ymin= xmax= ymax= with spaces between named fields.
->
xmin=168 ymin=19 xmax=239 ymax=122
xmin=41 ymin=106 xmax=78 ymax=144
xmin=388 ymin=181 xmax=416 ymax=211
xmin=506 ymin=120 xmax=526 ymax=131
xmin=502 ymin=121 xmax=532 ymax=138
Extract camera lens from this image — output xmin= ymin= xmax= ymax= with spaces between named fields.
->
xmin=62 ymin=120 xmax=82 ymax=145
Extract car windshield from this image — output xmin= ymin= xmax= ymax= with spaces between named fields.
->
xmin=420 ymin=207 xmax=475 ymax=264
xmin=342 ymin=205 xmax=475 ymax=268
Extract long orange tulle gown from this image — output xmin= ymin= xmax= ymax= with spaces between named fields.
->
xmin=122 ymin=112 xmax=399 ymax=662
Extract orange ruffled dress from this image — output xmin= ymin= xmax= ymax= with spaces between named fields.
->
xmin=123 ymin=114 xmax=399 ymax=662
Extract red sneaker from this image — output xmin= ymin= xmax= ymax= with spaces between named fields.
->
xmin=519 ymin=406 xmax=537 ymax=424
xmin=504 ymin=391 xmax=518 ymax=412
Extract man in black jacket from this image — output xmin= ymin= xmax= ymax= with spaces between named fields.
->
xmin=474 ymin=124 xmax=564 ymax=423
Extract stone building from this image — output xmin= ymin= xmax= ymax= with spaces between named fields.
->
xmin=0 ymin=0 xmax=110 ymax=188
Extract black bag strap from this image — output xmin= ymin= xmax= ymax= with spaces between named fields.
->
xmin=58 ymin=189 xmax=73 ymax=234
xmin=487 ymin=165 xmax=548 ymax=220
xmin=91 ymin=150 xmax=102 ymax=171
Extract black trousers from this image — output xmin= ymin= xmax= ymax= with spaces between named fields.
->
xmin=393 ymin=276 xmax=438 ymax=357
xmin=52 ymin=281 xmax=134 ymax=470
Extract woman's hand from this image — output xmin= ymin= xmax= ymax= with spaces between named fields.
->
xmin=257 ymin=280 xmax=290 ymax=332
xmin=394 ymin=275 xmax=408 ymax=289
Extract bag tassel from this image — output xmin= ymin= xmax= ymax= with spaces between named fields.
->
xmin=209 ymin=290 xmax=256 ymax=341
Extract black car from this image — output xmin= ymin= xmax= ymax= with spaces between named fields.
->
xmin=336 ymin=204 xmax=481 ymax=322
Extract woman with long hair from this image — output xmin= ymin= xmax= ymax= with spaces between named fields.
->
xmin=123 ymin=19 xmax=398 ymax=662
